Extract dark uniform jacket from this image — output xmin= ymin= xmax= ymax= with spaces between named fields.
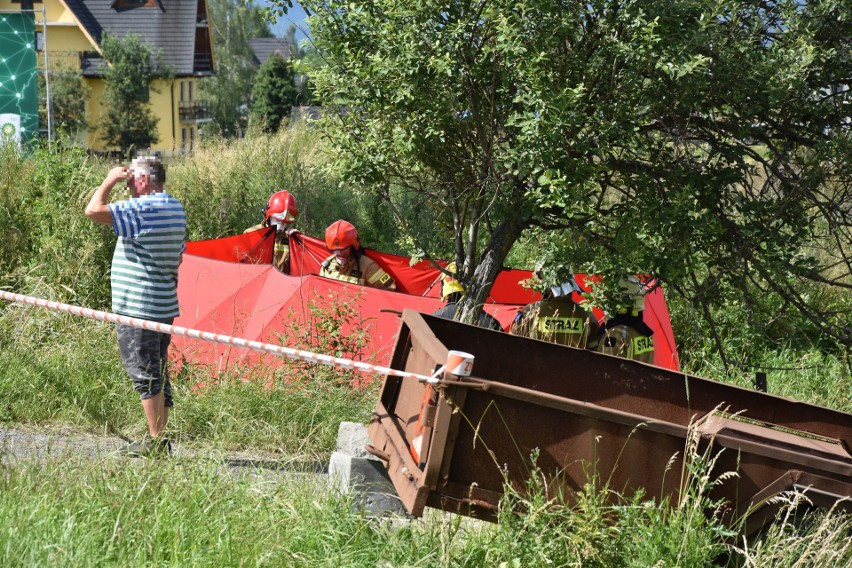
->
xmin=595 ymin=312 xmax=655 ymax=364
xmin=510 ymin=297 xmax=599 ymax=349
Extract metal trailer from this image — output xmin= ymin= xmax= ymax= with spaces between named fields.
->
xmin=367 ymin=310 xmax=852 ymax=535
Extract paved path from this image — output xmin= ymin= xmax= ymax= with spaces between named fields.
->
xmin=0 ymin=426 xmax=327 ymax=477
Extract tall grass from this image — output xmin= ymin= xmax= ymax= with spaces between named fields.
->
xmin=0 ymin=131 xmax=396 ymax=447
xmin=733 ymin=495 xmax=852 ymax=567
xmin=168 ymin=125 xmax=402 ymax=252
xmin=3 ymin=423 xmax=847 ymax=567
xmin=0 ymin=141 xmax=112 ymax=307
xmin=0 ymin=458 xmax=384 ymax=567
xmin=673 ymin=306 xmax=852 ymax=413
xmin=0 ymin=454 xmax=505 ymax=567
xmin=0 ymin=298 xmax=377 ymax=457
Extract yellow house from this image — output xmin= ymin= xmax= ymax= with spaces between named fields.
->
xmin=2 ymin=0 xmax=214 ymax=153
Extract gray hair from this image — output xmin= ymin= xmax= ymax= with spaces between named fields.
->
xmin=130 ymin=155 xmax=166 ymax=187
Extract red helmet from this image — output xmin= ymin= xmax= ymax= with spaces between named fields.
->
xmin=264 ymin=190 xmax=299 ymax=224
xmin=325 ymin=220 xmax=360 ymax=251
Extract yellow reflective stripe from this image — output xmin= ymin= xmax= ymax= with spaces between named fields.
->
xmin=368 ymin=269 xmax=391 ymax=285
xmin=332 ymin=273 xmax=361 ymax=284
xmin=320 ymin=264 xmax=363 ymax=285
xmin=536 ymin=316 xmax=583 ymax=334
xmin=632 ymin=335 xmax=654 ymax=354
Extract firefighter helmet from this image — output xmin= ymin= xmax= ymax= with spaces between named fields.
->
xmin=264 ymin=190 xmax=299 ymax=225
xmin=551 ymin=275 xmax=583 ymax=298
xmin=618 ymin=276 xmax=646 ymax=312
xmin=325 ymin=220 xmax=361 ymax=251
xmin=441 ymin=262 xmax=466 ymax=301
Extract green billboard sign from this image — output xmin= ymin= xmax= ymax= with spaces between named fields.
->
xmin=0 ymin=13 xmax=39 ymax=147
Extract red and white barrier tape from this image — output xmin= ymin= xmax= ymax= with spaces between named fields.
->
xmin=0 ymin=290 xmax=435 ymax=382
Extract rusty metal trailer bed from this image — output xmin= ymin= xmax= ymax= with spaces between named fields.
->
xmin=367 ymin=310 xmax=852 ymax=535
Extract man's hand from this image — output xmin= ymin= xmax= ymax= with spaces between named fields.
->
xmin=85 ymin=166 xmax=129 ymax=225
xmin=106 ymin=166 xmax=130 ymax=185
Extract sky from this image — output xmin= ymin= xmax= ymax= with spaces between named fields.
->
xmin=256 ymin=1 xmax=311 ymax=42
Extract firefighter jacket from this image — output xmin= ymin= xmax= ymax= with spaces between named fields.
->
xmin=595 ymin=311 xmax=655 ymax=364
xmin=320 ymin=253 xmax=397 ymax=291
xmin=245 ymin=224 xmax=291 ymax=274
xmin=509 ymin=296 xmax=600 ymax=349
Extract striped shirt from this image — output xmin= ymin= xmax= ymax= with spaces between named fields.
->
xmin=108 ymin=191 xmax=186 ymax=320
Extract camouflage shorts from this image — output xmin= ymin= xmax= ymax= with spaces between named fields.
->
xmin=116 ymin=321 xmax=174 ymax=407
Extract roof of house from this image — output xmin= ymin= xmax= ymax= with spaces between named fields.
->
xmin=63 ymin=0 xmax=213 ymax=77
xmin=250 ymin=37 xmax=291 ymax=66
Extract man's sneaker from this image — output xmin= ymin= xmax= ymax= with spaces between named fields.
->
xmin=125 ymin=437 xmax=172 ymax=458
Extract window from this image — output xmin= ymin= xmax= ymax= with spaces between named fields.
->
xmin=181 ymin=127 xmax=187 ymax=149
xmin=35 ymin=31 xmax=43 ymax=52
xmin=190 ymin=126 xmax=195 ymax=149
xmin=188 ymin=81 xmax=194 ymax=102
xmin=180 ymin=81 xmax=185 ymax=102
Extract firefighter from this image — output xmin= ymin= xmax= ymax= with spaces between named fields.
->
xmin=510 ymin=275 xmax=599 ymax=349
xmin=319 ymin=220 xmax=397 ymax=290
xmin=245 ymin=190 xmax=299 ymax=273
xmin=433 ymin=262 xmax=503 ymax=331
xmin=595 ymin=276 xmax=655 ymax=364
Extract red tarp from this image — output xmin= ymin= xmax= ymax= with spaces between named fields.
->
xmin=172 ymin=229 xmax=680 ymax=373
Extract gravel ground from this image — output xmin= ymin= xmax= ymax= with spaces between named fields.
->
xmin=0 ymin=425 xmax=327 ymax=478
xmin=0 ymin=426 xmax=127 ymax=467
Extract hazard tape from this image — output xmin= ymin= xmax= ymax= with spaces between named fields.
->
xmin=0 ymin=290 xmax=436 ymax=383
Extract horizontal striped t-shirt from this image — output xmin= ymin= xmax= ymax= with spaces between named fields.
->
xmin=109 ymin=191 xmax=186 ymax=320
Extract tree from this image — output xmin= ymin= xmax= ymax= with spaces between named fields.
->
xmin=285 ymin=23 xmax=307 ymax=60
xmin=98 ymin=34 xmax=161 ymax=156
xmin=251 ymin=53 xmax=300 ymax=132
xmin=285 ymin=23 xmax=319 ymax=105
xmin=38 ymin=67 xmax=90 ymax=139
xmin=200 ymin=0 xmax=272 ymax=137
xmin=286 ymin=0 xmax=852 ymax=354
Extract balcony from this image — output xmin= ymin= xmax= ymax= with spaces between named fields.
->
xmin=35 ymin=50 xmax=83 ymax=72
xmin=179 ymin=102 xmax=212 ymax=123
xmin=193 ymin=53 xmax=213 ymax=74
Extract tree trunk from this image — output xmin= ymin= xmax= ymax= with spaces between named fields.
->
xmin=456 ymin=218 xmax=527 ymax=326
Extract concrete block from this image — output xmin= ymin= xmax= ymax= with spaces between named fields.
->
xmin=328 ymin=450 xmax=408 ymax=517
xmin=336 ymin=421 xmax=373 ymax=458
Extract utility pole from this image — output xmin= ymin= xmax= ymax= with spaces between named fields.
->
xmin=38 ymin=3 xmax=52 ymax=144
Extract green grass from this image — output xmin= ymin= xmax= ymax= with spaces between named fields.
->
xmin=2 ymin=134 xmax=851 ymax=567
xmin=676 ymin=340 xmax=852 ymax=414
xmin=0 ymin=308 xmax=377 ymax=459
xmin=731 ymin=494 xmax=852 ymax=567
xmin=0 ymin=457 xmax=423 ymax=567
xmin=1 ymin=443 xmax=849 ymax=567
